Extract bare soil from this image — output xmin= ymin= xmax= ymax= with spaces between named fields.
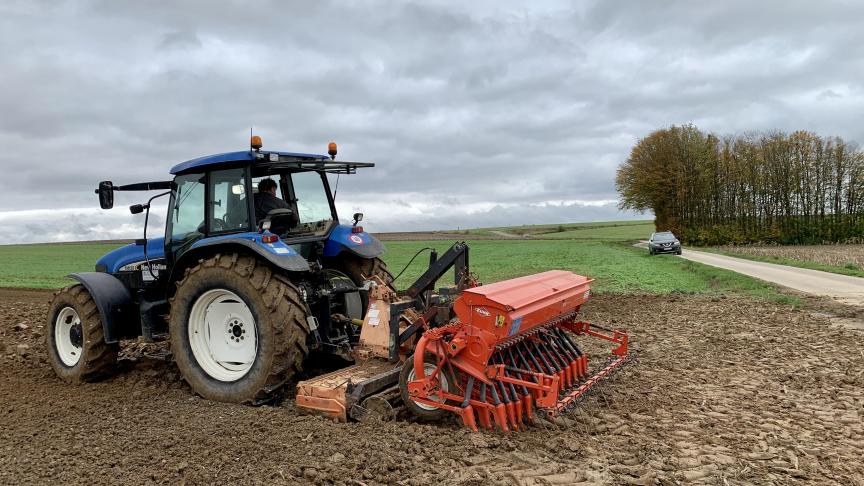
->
xmin=1 ymin=289 xmax=862 ymax=485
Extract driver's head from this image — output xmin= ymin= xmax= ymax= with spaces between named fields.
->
xmin=258 ymin=178 xmax=278 ymax=196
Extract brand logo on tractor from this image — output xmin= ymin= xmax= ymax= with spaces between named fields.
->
xmin=475 ymin=307 xmax=490 ymax=317
xmin=349 ymin=234 xmax=364 ymax=244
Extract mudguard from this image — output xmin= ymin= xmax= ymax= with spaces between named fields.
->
xmin=323 ymin=224 xmax=385 ymax=259
xmin=68 ymin=272 xmax=140 ymax=343
xmin=174 ymin=233 xmax=310 ymax=279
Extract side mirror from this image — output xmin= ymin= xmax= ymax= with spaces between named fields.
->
xmin=352 ymin=212 xmax=363 ymax=226
xmin=130 ymin=204 xmax=145 ymax=214
xmin=97 ymin=181 xmax=114 ymax=209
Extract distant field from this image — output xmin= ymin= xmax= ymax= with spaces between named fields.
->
xmin=0 ymin=243 xmax=124 ymax=288
xmin=0 ymin=219 xmax=791 ymax=303
xmin=467 ymin=219 xmax=655 ymax=240
xmin=382 ymin=239 xmax=787 ymax=300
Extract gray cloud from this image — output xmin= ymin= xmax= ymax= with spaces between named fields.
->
xmin=0 ymin=0 xmax=861 ymax=243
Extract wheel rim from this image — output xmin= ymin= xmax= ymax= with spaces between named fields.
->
xmin=408 ymin=363 xmax=449 ymax=411
xmin=188 ymin=289 xmax=258 ymax=382
xmin=54 ymin=306 xmax=83 ymax=367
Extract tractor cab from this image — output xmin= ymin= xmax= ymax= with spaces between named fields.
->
xmin=93 ymin=138 xmax=381 ymax=289
xmin=165 ymin=140 xmax=377 ymax=267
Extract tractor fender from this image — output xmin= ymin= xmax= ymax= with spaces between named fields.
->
xmin=323 ymin=224 xmax=385 ymax=259
xmin=171 ymin=238 xmax=310 ymax=282
xmin=68 ymin=272 xmax=140 ymax=344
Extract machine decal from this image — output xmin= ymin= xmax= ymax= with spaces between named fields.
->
xmin=508 ymin=317 xmax=523 ymax=336
xmin=475 ymin=307 xmax=490 ymax=317
xmin=349 ymin=234 xmax=364 ymax=244
xmin=366 ymin=306 xmax=381 ymax=326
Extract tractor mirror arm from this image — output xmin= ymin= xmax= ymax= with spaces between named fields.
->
xmin=95 ymin=180 xmax=173 ymax=210
xmin=94 ymin=181 xmax=174 ymax=194
xmin=115 ymin=181 xmax=174 ymax=192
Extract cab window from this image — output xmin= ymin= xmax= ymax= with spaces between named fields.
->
xmin=209 ymin=168 xmax=250 ymax=232
xmin=291 ymin=171 xmax=332 ymax=224
xmin=170 ymin=173 xmax=205 ymax=247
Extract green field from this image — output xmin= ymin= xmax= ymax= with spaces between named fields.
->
xmin=466 ymin=219 xmax=655 ymax=240
xmin=0 ymin=221 xmax=792 ymax=303
xmin=382 ymin=240 xmax=788 ymax=301
xmin=0 ymin=243 xmax=124 ymax=288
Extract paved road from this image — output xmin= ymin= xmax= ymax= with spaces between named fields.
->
xmin=634 ymin=241 xmax=864 ymax=305
xmin=679 ymin=248 xmax=864 ymax=305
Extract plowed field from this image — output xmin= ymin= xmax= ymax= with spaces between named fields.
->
xmin=1 ymin=289 xmax=862 ymax=485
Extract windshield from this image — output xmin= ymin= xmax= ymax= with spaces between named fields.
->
xmin=291 ymin=171 xmax=333 ymax=226
xmin=653 ymin=232 xmax=676 ymax=241
xmin=170 ymin=174 xmax=205 ymax=246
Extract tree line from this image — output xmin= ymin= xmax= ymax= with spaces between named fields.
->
xmin=616 ymin=125 xmax=864 ymax=245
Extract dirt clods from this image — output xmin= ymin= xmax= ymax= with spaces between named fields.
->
xmin=1 ymin=289 xmax=862 ymax=484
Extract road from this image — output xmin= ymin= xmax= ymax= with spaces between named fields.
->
xmin=634 ymin=241 xmax=864 ymax=305
xmin=681 ymin=248 xmax=864 ymax=305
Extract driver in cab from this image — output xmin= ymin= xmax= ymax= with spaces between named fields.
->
xmin=254 ymin=178 xmax=290 ymax=221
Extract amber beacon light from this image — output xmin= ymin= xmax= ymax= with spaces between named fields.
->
xmin=251 ymin=135 xmax=263 ymax=151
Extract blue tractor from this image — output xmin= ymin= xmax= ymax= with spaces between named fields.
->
xmin=46 ymin=137 xmax=396 ymax=404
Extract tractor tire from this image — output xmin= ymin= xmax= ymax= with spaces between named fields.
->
xmin=335 ymin=254 xmax=397 ymax=310
xmin=399 ymin=353 xmax=458 ymax=422
xmin=47 ymin=284 xmax=119 ymax=383
xmin=169 ymin=253 xmax=309 ymax=404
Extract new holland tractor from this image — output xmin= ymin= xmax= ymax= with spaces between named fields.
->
xmin=47 ymin=136 xmax=631 ymax=430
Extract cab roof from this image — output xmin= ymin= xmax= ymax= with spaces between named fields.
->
xmin=169 ymin=150 xmax=373 ymax=175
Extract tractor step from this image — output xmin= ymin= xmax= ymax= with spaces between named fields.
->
xmin=295 ymin=359 xmax=401 ymax=422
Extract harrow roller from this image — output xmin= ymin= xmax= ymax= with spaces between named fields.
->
xmin=401 ymin=270 xmax=631 ymax=432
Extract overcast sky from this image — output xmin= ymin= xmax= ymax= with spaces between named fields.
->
xmin=1 ymin=0 xmax=862 ymax=244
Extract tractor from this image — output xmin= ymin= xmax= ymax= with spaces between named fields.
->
xmin=47 ymin=136 xmax=632 ymax=430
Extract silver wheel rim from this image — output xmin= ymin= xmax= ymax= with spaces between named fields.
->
xmin=54 ymin=306 xmax=83 ymax=367
xmin=188 ymin=289 xmax=257 ymax=382
xmin=408 ymin=363 xmax=449 ymax=411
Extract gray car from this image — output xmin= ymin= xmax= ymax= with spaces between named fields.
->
xmin=648 ymin=231 xmax=682 ymax=255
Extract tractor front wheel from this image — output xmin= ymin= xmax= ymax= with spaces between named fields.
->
xmin=169 ymin=253 xmax=309 ymax=404
xmin=47 ymin=284 xmax=118 ymax=383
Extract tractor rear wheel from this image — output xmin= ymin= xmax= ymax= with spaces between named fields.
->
xmin=336 ymin=254 xmax=396 ymax=308
xmin=169 ymin=253 xmax=309 ymax=404
xmin=47 ymin=284 xmax=118 ymax=383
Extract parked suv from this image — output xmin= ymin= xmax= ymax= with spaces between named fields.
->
xmin=648 ymin=231 xmax=682 ymax=255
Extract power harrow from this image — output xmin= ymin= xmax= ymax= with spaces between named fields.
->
xmin=295 ymin=242 xmax=632 ymax=431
